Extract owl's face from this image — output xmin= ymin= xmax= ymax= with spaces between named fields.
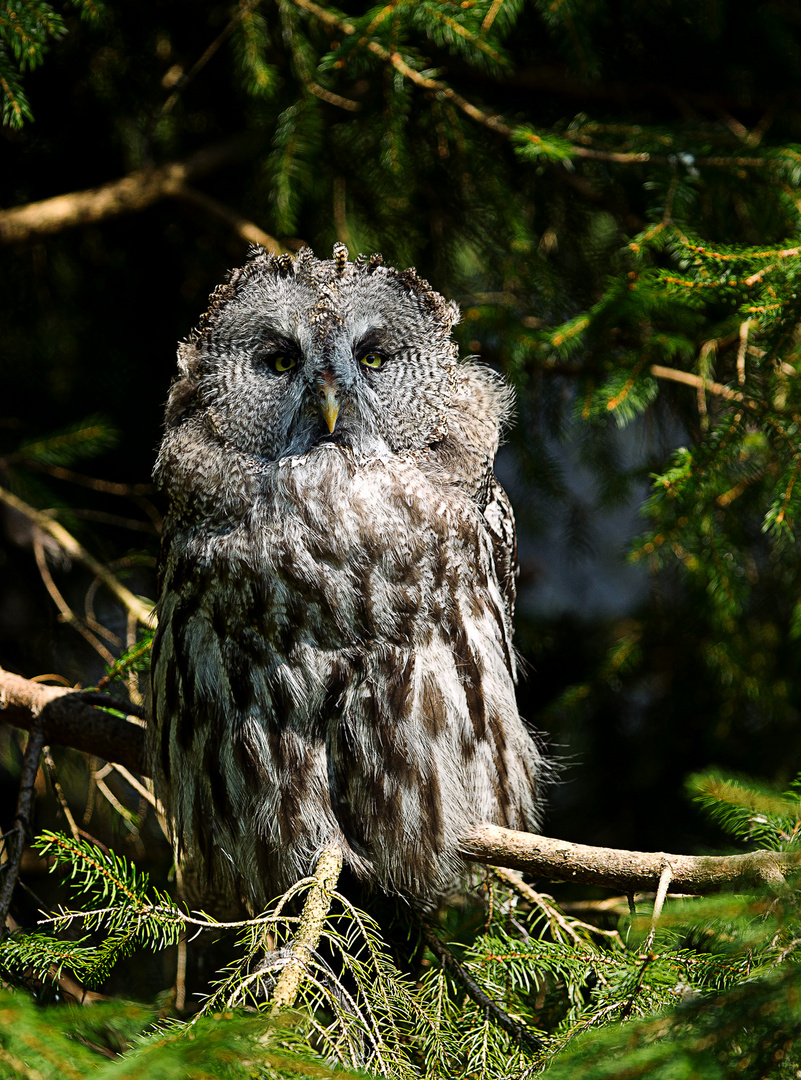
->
xmin=175 ymin=246 xmax=462 ymax=463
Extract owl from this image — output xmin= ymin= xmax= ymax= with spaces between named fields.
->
xmin=150 ymin=244 xmax=545 ymax=910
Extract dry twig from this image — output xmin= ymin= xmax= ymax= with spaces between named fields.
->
xmin=0 ymin=485 xmax=154 ymax=628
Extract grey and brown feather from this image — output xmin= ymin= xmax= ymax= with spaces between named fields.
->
xmin=150 ymin=244 xmax=545 ymax=908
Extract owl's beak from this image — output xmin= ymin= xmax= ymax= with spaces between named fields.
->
xmin=316 ymin=372 xmax=341 ymax=434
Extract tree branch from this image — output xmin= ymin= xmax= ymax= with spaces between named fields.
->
xmin=459 ymin=825 xmax=797 ymax=894
xmin=0 ymin=666 xmax=146 ymax=775
xmin=0 ymin=138 xmax=278 ymax=247
xmin=0 ymin=716 xmax=47 ymax=931
xmin=270 ymin=843 xmax=343 ymax=1012
xmin=3 ymin=665 xmax=798 ymax=896
xmin=650 ymin=363 xmax=745 ymax=403
xmin=420 ymin=918 xmax=541 ymax=1050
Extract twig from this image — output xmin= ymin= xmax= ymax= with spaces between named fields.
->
xmin=42 ymin=747 xmax=81 ymax=841
xmin=642 ymin=862 xmax=674 ymax=953
xmin=32 ymin=535 xmax=116 ymax=665
xmin=0 ymin=717 xmax=47 ymax=932
xmin=108 ymin=763 xmax=162 ymax=813
xmin=292 ymin=0 xmax=512 ymax=136
xmin=420 ymin=919 xmax=541 ymax=1050
xmin=493 ymin=866 xmax=618 ymax=943
xmin=0 ymin=485 xmax=154 ymax=627
xmin=270 ymin=843 xmax=343 ymax=1012
xmin=737 ymin=318 xmax=753 ymax=385
xmin=171 ymin=183 xmax=285 ymax=251
xmin=650 ymin=364 xmax=745 ymax=403
xmin=157 ymin=2 xmax=261 ymax=121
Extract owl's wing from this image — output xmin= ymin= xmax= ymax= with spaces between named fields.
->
xmin=483 ymin=476 xmax=517 ymax=624
xmin=481 ymin=475 xmax=519 ymax=682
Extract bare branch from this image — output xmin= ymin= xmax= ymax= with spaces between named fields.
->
xmin=459 ymin=825 xmax=797 ymax=894
xmin=270 ymin=843 xmax=343 ymax=1012
xmin=0 ymin=717 xmax=47 ymax=930
xmin=650 ymin=364 xmax=745 ymax=403
xmin=170 ymin=183 xmax=285 ymax=251
xmin=0 ymin=666 xmax=146 ymax=775
xmin=0 ymin=138 xmax=273 ymax=246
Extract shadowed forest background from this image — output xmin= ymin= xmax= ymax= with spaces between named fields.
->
xmin=2 ymin=2 xmax=801 ymax=1077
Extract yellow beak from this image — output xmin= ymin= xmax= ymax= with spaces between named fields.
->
xmin=317 ymin=373 xmax=341 ymax=434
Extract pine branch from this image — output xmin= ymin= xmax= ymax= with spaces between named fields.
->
xmin=270 ymin=843 xmax=343 ymax=1012
xmin=420 ymin=919 xmax=542 ymax=1051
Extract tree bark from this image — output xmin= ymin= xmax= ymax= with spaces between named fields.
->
xmin=0 ymin=666 xmax=146 ymax=774
xmin=459 ymin=824 xmax=797 ymax=895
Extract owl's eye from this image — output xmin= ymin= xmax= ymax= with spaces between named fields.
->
xmin=359 ymin=352 xmax=385 ymax=370
xmin=270 ymin=354 xmax=297 ymax=373
xmin=256 ymin=349 xmax=298 ymax=374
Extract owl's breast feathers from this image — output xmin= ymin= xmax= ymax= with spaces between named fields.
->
xmin=152 ymin=442 xmax=543 ymax=904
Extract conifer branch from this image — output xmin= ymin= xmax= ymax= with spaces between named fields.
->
xmin=420 ymin=919 xmax=541 ymax=1051
xmin=270 ymin=843 xmax=343 ymax=1012
xmin=291 ymin=0 xmax=513 ymax=136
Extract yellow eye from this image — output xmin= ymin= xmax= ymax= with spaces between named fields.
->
xmin=360 ymin=352 xmax=385 ymax=369
xmin=272 ymin=354 xmax=297 ymax=372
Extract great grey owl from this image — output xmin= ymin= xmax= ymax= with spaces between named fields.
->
xmin=150 ymin=244 xmax=545 ymax=910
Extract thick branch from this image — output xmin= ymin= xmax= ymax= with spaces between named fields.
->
xmin=459 ymin=825 xmax=797 ymax=894
xmin=3 ymin=665 xmax=798 ymax=896
xmin=0 ymin=666 xmax=146 ymax=775
xmin=0 ymin=138 xmax=268 ymax=246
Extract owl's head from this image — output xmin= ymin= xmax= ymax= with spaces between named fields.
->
xmin=165 ymin=244 xmax=463 ymax=462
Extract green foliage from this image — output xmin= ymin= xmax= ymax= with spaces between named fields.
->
xmin=687 ymin=771 xmax=801 ymax=851
xmin=0 ymin=0 xmax=101 ymax=127
xmin=12 ymin=417 xmax=118 ymax=469
xmin=97 ymin=628 xmax=155 ymax=690
xmin=3 ymin=769 xmax=801 ymax=1078
xmin=0 ymin=986 xmax=371 ymax=1077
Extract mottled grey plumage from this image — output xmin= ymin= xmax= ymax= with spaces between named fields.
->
xmin=150 ymin=244 xmax=545 ymax=909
